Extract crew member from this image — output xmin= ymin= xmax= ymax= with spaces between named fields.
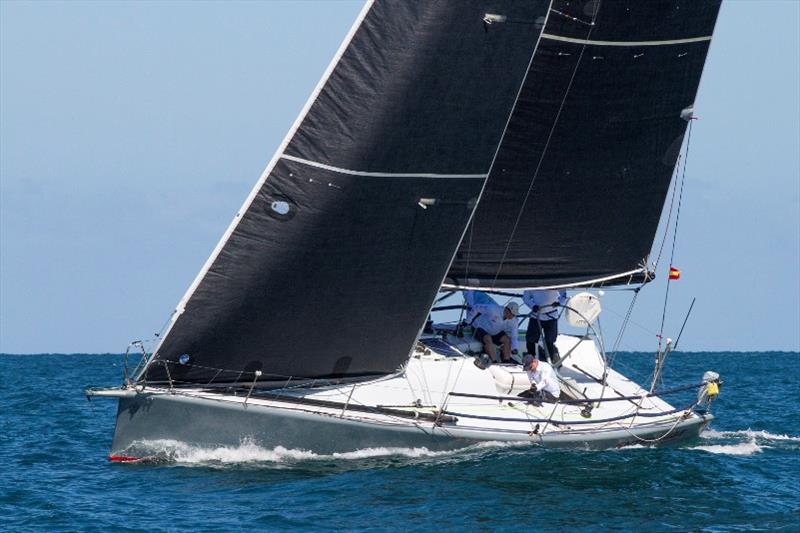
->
xmin=521 ymin=354 xmax=561 ymax=403
xmin=471 ymin=300 xmax=520 ymax=364
xmin=522 ymin=289 xmax=566 ymax=362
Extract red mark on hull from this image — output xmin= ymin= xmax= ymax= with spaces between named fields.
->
xmin=108 ymin=455 xmax=140 ymax=463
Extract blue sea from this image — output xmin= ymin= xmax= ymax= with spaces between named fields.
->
xmin=1 ymin=352 xmax=798 ymax=532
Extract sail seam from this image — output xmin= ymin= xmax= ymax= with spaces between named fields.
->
xmin=280 ymin=154 xmax=486 ymax=179
xmin=541 ymin=33 xmax=712 ymax=47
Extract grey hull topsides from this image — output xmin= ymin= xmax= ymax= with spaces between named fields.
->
xmin=111 ymin=392 xmax=473 ymax=456
xmin=110 ymin=392 xmax=713 ymax=457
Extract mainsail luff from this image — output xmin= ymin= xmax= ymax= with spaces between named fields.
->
xmin=142 ymin=0 xmax=551 ymax=384
xmin=445 ymin=0 xmax=722 ymax=290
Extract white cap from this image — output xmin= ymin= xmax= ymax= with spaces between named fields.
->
xmin=505 ymin=301 xmax=519 ymax=316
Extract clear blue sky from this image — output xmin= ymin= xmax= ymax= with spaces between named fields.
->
xmin=1 ymin=1 xmax=798 ymax=354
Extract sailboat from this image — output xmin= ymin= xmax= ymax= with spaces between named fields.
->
xmin=88 ymin=0 xmax=725 ymax=459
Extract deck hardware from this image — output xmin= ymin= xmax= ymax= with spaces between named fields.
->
xmin=270 ymin=201 xmax=290 ymax=215
xmin=163 ymin=361 xmax=175 ymax=394
xmin=417 ymin=198 xmax=437 ymax=209
xmin=244 ymin=370 xmax=262 ymax=408
xmin=483 ymin=13 xmax=507 ymax=24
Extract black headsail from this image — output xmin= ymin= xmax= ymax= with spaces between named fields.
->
xmin=445 ymin=0 xmax=722 ymax=290
xmin=142 ymin=1 xmax=550 ymax=384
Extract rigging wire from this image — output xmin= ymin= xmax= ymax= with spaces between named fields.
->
xmin=489 ymin=4 xmax=602 ymax=289
xmin=455 ymin=222 xmax=477 ymax=328
xmin=438 ymin=356 xmax=469 ymax=409
xmin=434 ymin=291 xmax=457 ymax=304
xmin=657 ymin=120 xmax=694 ymax=352
xmin=607 ymin=288 xmax=640 ymax=368
xmin=549 ymin=7 xmax=595 ymax=26
xmin=673 ymin=297 xmax=697 ymax=350
xmin=602 ymin=300 xmax=660 ymax=337
xmin=653 ymin=154 xmax=683 ymax=271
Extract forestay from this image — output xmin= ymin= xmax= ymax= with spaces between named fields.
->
xmin=445 ymin=0 xmax=722 ymax=290
xmin=143 ymin=1 xmax=550 ymax=384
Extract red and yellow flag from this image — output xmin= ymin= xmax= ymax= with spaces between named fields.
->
xmin=668 ymin=266 xmax=681 ymax=280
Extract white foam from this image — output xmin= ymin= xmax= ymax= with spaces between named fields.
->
xmin=701 ymin=428 xmax=800 ymax=442
xmin=178 ymin=443 xmax=317 ymax=464
xmin=616 ymin=444 xmax=647 ymax=450
xmin=690 ymin=427 xmax=799 ymax=455
xmin=126 ymin=438 xmax=528 ymax=465
xmin=471 ymin=439 xmax=532 ymax=450
xmin=321 ymin=440 xmax=530 ymax=463
xmin=130 ymin=438 xmax=317 ymax=463
xmin=329 ymin=447 xmax=453 ymax=460
xmin=690 ymin=440 xmax=764 ymax=456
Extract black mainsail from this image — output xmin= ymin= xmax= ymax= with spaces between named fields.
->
xmin=445 ymin=0 xmax=722 ymax=289
xmin=143 ymin=1 xmax=551 ymax=384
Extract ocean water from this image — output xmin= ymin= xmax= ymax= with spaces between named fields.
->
xmin=1 ymin=352 xmax=798 ymax=532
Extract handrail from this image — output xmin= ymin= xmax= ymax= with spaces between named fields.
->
xmin=442 ymin=402 xmax=697 ymax=425
xmin=131 ymin=358 xmax=389 ymax=391
xmin=446 ymin=381 xmax=704 ymax=406
xmin=123 ymin=341 xmax=148 ymax=386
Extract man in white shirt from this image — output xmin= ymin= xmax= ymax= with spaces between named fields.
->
xmin=521 ymin=353 xmax=561 ymax=403
xmin=470 ymin=301 xmax=520 ymax=364
xmin=522 ymin=289 xmax=566 ymax=363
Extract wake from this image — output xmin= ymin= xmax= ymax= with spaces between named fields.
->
xmin=700 ymin=428 xmax=800 ymax=442
xmin=687 ymin=427 xmax=799 ymax=456
xmin=112 ymin=428 xmax=798 ymax=464
xmin=117 ymin=438 xmax=528 ymax=466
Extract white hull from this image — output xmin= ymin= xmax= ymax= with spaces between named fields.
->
xmin=95 ymin=335 xmax=713 ymax=458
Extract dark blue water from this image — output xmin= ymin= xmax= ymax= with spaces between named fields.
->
xmin=1 ymin=353 xmax=798 ymax=532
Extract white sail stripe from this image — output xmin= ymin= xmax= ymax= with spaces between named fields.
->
xmin=143 ymin=0 xmax=377 ymax=368
xmin=281 ymin=154 xmax=486 ymax=179
xmin=442 ymin=267 xmax=650 ymax=292
xmin=541 ymin=33 xmax=712 ymax=47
